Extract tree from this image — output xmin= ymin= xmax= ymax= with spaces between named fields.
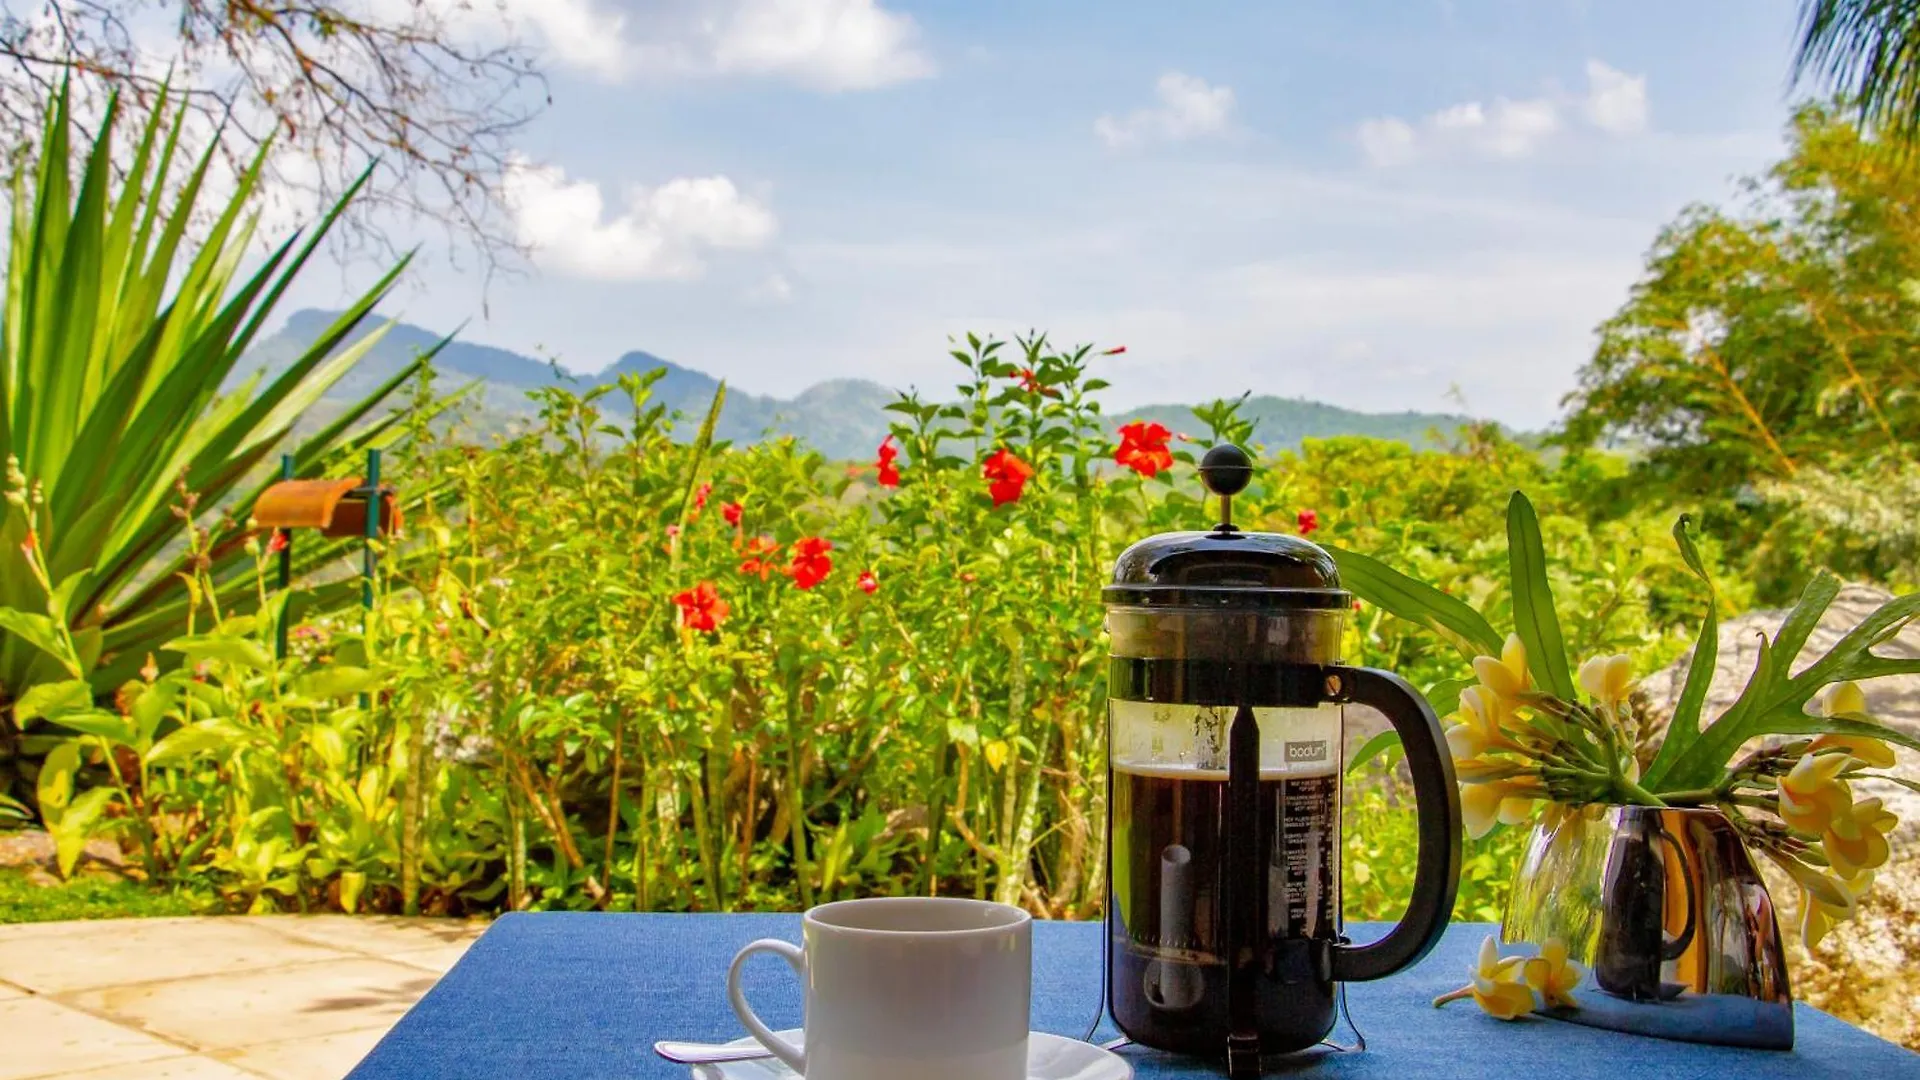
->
xmin=1793 ymin=0 xmax=1920 ymax=143
xmin=1561 ymin=104 xmax=1920 ymax=501
xmin=0 ymin=0 xmax=550 ymax=265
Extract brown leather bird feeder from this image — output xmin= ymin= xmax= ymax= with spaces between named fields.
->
xmin=254 ymin=478 xmax=401 ymax=538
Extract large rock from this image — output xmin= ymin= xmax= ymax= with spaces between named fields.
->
xmin=1640 ymin=582 xmax=1920 ymax=1049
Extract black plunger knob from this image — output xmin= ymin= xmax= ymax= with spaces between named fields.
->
xmin=1198 ymin=443 xmax=1253 ymax=496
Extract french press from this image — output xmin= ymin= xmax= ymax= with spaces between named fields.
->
xmin=1101 ymin=445 xmax=1462 ymax=1076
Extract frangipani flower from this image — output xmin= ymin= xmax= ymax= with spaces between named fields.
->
xmin=1523 ymin=938 xmax=1586 ymax=1009
xmin=1824 ymin=797 xmax=1898 ymax=879
xmin=1434 ymin=936 xmax=1534 ymax=1020
xmin=1777 ymin=752 xmax=1855 ymax=836
xmin=1577 ymin=653 xmax=1633 ymax=706
xmin=1799 ymin=868 xmax=1874 ymax=952
xmin=1472 ymin=634 xmax=1530 ymax=704
xmin=1461 ymin=779 xmax=1537 ymax=840
xmin=1446 ymin=686 xmax=1510 ymax=761
xmin=1808 ymin=681 xmax=1897 ymax=768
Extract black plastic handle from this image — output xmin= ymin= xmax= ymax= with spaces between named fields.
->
xmin=1330 ymin=666 xmax=1463 ymax=983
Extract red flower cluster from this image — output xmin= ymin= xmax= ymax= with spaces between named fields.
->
xmin=722 ymin=501 xmax=744 ymax=527
xmin=876 ymin=436 xmax=901 ymax=488
xmin=673 ymin=581 xmax=728 ymax=632
xmin=694 ymin=483 xmax=712 ymax=511
xmin=858 ymin=569 xmax=879 ymax=595
xmin=1013 ymin=368 xmax=1060 ymax=399
xmin=739 ymin=536 xmax=779 ymax=579
xmin=982 ymin=449 xmax=1035 ymax=506
xmin=1114 ymin=421 xmax=1174 ymax=478
xmin=1297 ymin=509 xmax=1319 ymax=536
xmin=267 ymin=530 xmax=288 ymax=555
xmin=789 ymin=537 xmax=833 ymax=590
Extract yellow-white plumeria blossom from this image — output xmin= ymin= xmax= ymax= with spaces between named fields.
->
xmin=1469 ymin=935 xmax=1535 ymax=1020
xmin=1824 ymin=797 xmax=1898 ymax=879
xmin=1472 ymin=634 xmax=1530 ymax=703
xmin=1777 ymin=752 xmax=1855 ymax=836
xmin=1523 ymin=938 xmax=1586 ymax=1009
xmin=1808 ymin=681 xmax=1898 ymax=769
xmin=1446 ymin=686 xmax=1507 ymax=761
xmin=1461 ymin=780 xmax=1537 ymax=839
xmin=1577 ymin=653 xmax=1634 ymax=706
xmin=1796 ymin=866 xmax=1874 ymax=952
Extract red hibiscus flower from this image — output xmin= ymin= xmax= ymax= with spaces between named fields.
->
xmin=738 ymin=535 xmax=778 ymax=579
xmin=1114 ymin=421 xmax=1174 ymax=478
xmin=1013 ymin=369 xmax=1060 ymax=398
xmin=981 ymin=449 xmax=1035 ymax=507
xmin=693 ymin=483 xmax=712 ymax=511
xmin=876 ymin=435 xmax=901 ymax=488
xmin=672 ymin=581 xmax=729 ymax=632
xmin=722 ymin=501 xmax=744 ymax=527
xmin=1297 ymin=509 xmax=1320 ymax=536
xmin=789 ymin=537 xmax=833 ymax=590
xmin=267 ymin=530 xmax=289 ymax=555
xmin=858 ymin=569 xmax=879 ymax=595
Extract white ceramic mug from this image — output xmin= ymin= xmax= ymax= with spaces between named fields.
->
xmin=727 ymin=896 xmax=1032 ymax=1080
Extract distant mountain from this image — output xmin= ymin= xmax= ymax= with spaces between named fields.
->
xmin=241 ymin=310 xmax=1480 ymax=459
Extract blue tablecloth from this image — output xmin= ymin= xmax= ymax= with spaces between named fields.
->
xmin=347 ymin=913 xmax=1917 ymax=1079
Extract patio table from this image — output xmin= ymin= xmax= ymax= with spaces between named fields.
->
xmin=346 ymin=912 xmax=1917 ymax=1079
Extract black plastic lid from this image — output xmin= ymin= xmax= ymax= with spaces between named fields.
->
xmin=1102 ymin=443 xmax=1349 ymax=610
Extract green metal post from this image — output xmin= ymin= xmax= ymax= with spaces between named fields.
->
xmin=360 ymin=448 xmax=382 ymax=710
xmin=275 ymin=454 xmax=293 ymax=660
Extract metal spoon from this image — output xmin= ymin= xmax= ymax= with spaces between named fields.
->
xmin=653 ymin=1036 xmax=1131 ymax=1066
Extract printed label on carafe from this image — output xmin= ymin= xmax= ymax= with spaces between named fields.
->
xmin=1276 ymin=771 xmax=1337 ymax=938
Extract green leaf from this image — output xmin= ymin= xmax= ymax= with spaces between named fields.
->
xmin=1758 ymin=710 xmax=1920 ymax=753
xmin=290 ymin=665 xmax=375 ymax=701
xmin=1505 ymin=491 xmax=1576 ymax=699
xmin=0 ymin=606 xmax=80 ymax=674
xmin=1346 ymin=730 xmax=1403 ymax=775
xmin=51 ymin=786 xmax=118 ymax=878
xmin=1324 ymin=545 xmax=1503 ymax=659
xmin=1424 ymin=677 xmax=1475 ymax=714
xmin=46 ymin=709 xmax=137 ymax=745
xmin=1643 ymin=515 xmax=1721 ymax=789
xmin=162 ymin=632 xmax=273 ymax=672
xmin=1656 ymin=635 xmax=1776 ymax=792
xmin=36 ymin=740 xmax=79 ymax=812
xmin=146 ymin=719 xmax=245 ymax=767
xmin=1774 ymin=572 xmax=1841 ymax=674
xmin=13 ymin=678 xmax=93 ymax=722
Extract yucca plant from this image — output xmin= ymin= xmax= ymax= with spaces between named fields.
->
xmin=1 ymin=85 xmax=445 ymax=779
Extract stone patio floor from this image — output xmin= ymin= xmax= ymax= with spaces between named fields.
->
xmin=0 ymin=915 xmax=487 ymax=1080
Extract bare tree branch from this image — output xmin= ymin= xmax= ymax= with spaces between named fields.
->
xmin=0 ymin=0 xmax=550 ymax=271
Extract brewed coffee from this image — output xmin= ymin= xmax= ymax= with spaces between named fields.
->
xmin=1108 ymin=759 xmax=1340 ymax=1054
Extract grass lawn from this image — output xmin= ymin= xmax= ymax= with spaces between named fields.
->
xmin=0 ymin=867 xmax=207 ymax=924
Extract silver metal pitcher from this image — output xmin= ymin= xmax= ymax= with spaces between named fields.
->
xmin=1501 ymin=805 xmax=1794 ymax=1049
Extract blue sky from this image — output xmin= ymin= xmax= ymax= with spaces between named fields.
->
xmin=280 ymin=0 xmax=1811 ymax=428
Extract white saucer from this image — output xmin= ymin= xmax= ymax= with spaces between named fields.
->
xmin=686 ymin=1030 xmax=1133 ymax=1080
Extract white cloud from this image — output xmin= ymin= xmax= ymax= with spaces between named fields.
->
xmin=1584 ymin=59 xmax=1649 ymax=135
xmin=360 ymin=0 xmax=632 ymax=81
xmin=376 ymin=0 xmax=930 ymax=89
xmin=625 ymin=0 xmax=933 ymax=91
xmin=502 ymin=158 xmax=778 ymax=281
xmin=1355 ymin=117 xmax=1418 ymax=167
xmin=710 ymin=0 xmax=934 ymax=89
xmin=1096 ymin=73 xmax=1236 ymax=150
xmin=1354 ymin=58 xmax=1647 ymax=166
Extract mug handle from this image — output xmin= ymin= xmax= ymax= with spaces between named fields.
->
xmin=1328 ymin=666 xmax=1464 ymax=982
xmin=726 ymin=939 xmax=807 ymax=1073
